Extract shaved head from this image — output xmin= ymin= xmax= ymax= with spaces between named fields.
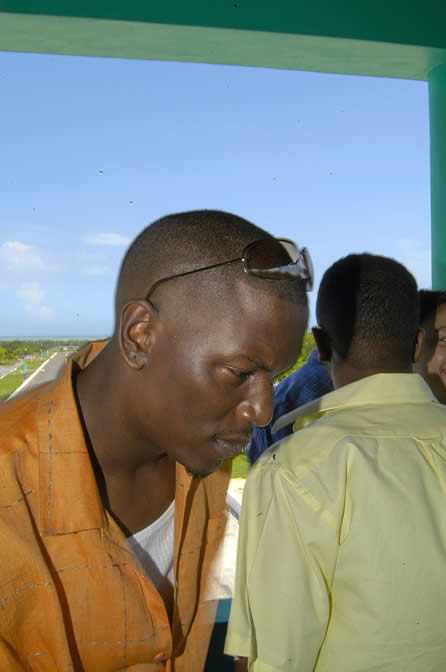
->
xmin=80 ymin=208 xmax=310 ymax=484
xmin=115 ymin=209 xmax=307 ymax=324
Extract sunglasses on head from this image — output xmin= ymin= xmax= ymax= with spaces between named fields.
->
xmin=145 ymin=237 xmax=313 ymax=302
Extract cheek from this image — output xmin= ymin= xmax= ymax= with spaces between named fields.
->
xmin=162 ymin=349 xmax=232 ymax=424
xmin=427 ymin=345 xmax=446 ymax=375
xmin=437 ymin=346 xmax=446 ymax=374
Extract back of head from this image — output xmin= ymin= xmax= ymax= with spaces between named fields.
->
xmin=419 ymin=289 xmax=446 ymax=325
xmin=316 ymin=253 xmax=419 ymax=368
xmin=115 ymin=209 xmax=307 ymax=322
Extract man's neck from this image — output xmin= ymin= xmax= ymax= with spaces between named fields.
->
xmin=73 ymin=343 xmax=175 ymax=535
xmin=333 ymin=361 xmax=413 ymax=389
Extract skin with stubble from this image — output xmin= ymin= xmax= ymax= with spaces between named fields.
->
xmin=415 ymin=303 xmax=446 ymax=404
xmin=74 ymin=275 xmax=307 ymax=537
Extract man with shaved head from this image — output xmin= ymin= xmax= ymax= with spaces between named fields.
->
xmin=0 ymin=210 xmax=311 ymax=670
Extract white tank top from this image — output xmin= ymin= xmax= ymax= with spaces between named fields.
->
xmin=128 ymin=500 xmax=175 ymax=591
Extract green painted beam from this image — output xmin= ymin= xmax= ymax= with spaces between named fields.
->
xmin=1 ymin=12 xmax=446 ymax=81
xmin=1 ymin=2 xmax=446 ymax=81
xmin=1 ymin=1 xmax=446 ymax=49
xmin=429 ymin=63 xmax=446 ymax=290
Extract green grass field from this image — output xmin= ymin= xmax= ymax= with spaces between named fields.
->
xmin=231 ymin=453 xmax=249 ymax=479
xmin=0 ymin=359 xmax=42 ymax=402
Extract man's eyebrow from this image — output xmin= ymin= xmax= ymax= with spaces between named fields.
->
xmin=239 ymin=355 xmax=271 ymax=372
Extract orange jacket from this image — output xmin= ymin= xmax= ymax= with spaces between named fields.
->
xmin=0 ymin=343 xmax=231 ymax=671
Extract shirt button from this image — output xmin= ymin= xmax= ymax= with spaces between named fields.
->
xmin=153 ymin=651 xmax=166 ymax=663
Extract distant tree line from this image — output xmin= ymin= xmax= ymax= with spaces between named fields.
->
xmin=0 ymin=340 xmax=89 ymax=363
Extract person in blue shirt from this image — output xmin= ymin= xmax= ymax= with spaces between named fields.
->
xmin=247 ymin=348 xmax=333 ymax=464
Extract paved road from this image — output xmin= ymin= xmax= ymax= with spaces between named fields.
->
xmin=28 ymin=353 xmax=74 ymax=391
xmin=11 ymin=352 xmax=75 ymax=398
xmin=0 ymin=362 xmax=21 ymax=379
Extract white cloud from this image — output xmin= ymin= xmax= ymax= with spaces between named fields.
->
xmin=17 ymin=282 xmax=54 ymax=321
xmin=0 ymin=241 xmax=48 ymax=272
xmin=80 ymin=266 xmax=109 ymax=276
xmin=83 ymin=233 xmax=130 ymax=246
xmin=393 ymin=239 xmax=431 ymax=289
xmin=18 ymin=282 xmax=44 ymax=305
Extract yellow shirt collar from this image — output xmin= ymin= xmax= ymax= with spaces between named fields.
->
xmin=273 ymin=372 xmax=439 ymax=435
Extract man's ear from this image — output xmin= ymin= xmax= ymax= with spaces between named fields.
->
xmin=119 ymin=301 xmax=156 ymax=370
xmin=312 ymin=326 xmax=332 ymax=363
xmin=413 ymin=327 xmax=424 ymax=364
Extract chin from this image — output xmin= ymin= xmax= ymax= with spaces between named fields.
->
xmin=431 ymin=378 xmax=446 ymax=405
xmin=184 ymin=457 xmax=224 ymax=480
xmin=185 ymin=467 xmax=212 ymax=480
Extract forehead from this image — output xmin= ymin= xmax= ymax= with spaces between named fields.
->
xmin=184 ymin=278 xmax=308 ymax=367
xmin=199 ymin=274 xmax=306 ymax=321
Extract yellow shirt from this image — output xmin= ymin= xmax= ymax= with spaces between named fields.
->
xmin=226 ymin=373 xmax=446 ymax=672
xmin=0 ymin=342 xmax=231 ymax=671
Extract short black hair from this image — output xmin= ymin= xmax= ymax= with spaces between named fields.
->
xmin=419 ymin=289 xmax=446 ymax=324
xmin=115 ymin=209 xmax=307 ymax=321
xmin=316 ymin=253 xmax=419 ymax=367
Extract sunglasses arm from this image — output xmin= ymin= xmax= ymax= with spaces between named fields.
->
xmin=250 ymin=263 xmax=309 ymax=279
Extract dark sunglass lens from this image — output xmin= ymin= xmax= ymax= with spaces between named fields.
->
xmin=245 ymin=239 xmax=296 ymax=270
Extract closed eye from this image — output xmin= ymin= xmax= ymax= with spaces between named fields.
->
xmin=227 ymin=367 xmax=253 ymax=382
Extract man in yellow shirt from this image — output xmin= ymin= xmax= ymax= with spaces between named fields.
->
xmin=226 ymin=253 xmax=446 ymax=672
xmin=0 ymin=210 xmax=311 ymax=670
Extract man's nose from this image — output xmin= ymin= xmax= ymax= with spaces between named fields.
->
xmin=236 ymin=375 xmax=274 ymax=428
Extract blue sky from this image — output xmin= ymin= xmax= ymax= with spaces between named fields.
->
xmin=0 ymin=51 xmax=431 ymax=338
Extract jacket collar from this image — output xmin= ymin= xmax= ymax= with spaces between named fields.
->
xmin=38 ymin=341 xmax=108 ymax=536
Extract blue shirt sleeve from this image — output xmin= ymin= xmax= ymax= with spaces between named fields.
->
xmin=247 ymin=350 xmax=333 ymax=464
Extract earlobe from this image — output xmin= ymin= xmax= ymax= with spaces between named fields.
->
xmin=119 ymin=301 xmax=154 ymax=370
xmin=413 ymin=328 xmax=424 ymax=364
